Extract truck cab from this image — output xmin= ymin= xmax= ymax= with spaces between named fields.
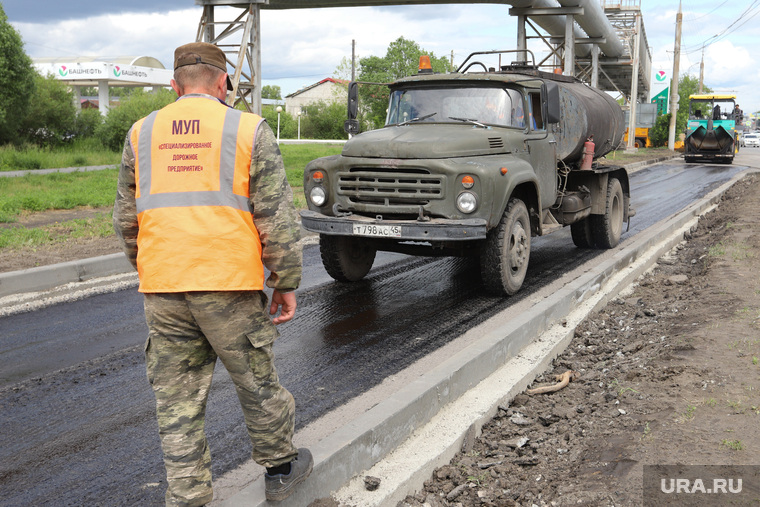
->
xmin=301 ymin=51 xmax=630 ymax=296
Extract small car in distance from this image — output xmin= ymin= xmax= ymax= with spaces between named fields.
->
xmin=743 ymin=133 xmax=760 ymax=148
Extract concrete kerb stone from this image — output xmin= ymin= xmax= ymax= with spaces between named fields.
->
xmin=222 ymin=168 xmax=748 ymax=506
xmin=0 ymin=253 xmax=133 ymax=299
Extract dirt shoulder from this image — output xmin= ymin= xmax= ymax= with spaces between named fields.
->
xmin=0 ymin=207 xmax=121 ymax=273
xmin=400 ymin=173 xmax=760 ymax=506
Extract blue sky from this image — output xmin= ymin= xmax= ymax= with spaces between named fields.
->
xmin=4 ymin=0 xmax=760 ymax=113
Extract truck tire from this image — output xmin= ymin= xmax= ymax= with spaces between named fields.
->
xmin=480 ymin=199 xmax=530 ymax=296
xmin=570 ymin=218 xmax=594 ymax=248
xmin=634 ymin=138 xmax=646 ymax=149
xmin=590 ymin=176 xmax=624 ymax=249
xmin=319 ymin=234 xmax=376 ymax=282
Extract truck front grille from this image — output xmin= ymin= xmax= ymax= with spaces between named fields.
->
xmin=337 ymin=167 xmax=444 ymax=208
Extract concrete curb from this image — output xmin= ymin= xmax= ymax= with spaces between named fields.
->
xmin=219 ymin=168 xmax=748 ymax=506
xmin=0 ymin=253 xmax=133 ymax=298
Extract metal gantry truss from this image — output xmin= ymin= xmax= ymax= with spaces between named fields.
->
xmin=195 ymin=0 xmax=651 ymax=118
xmin=196 ymin=1 xmax=264 ymax=113
xmin=515 ymin=0 xmax=649 ymax=104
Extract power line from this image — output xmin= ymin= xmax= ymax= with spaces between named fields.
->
xmin=683 ymin=0 xmax=760 ymax=54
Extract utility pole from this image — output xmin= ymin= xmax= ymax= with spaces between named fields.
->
xmin=351 ymin=39 xmax=356 ymax=81
xmin=667 ymin=1 xmax=682 ymax=151
xmin=698 ymin=48 xmax=704 ymax=94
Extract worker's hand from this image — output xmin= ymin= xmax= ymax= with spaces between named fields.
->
xmin=270 ymin=290 xmax=297 ymax=325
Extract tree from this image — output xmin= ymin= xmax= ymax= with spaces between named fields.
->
xmin=18 ymin=73 xmax=77 ymax=146
xmin=648 ymin=112 xmax=671 ymax=147
xmin=262 ymin=85 xmax=282 ymax=100
xmin=301 ymin=100 xmax=348 ymax=140
xmin=333 ymin=55 xmax=357 ymax=81
xmin=261 ymin=105 xmax=296 ymax=139
xmin=676 ymin=74 xmax=711 ymax=135
xmin=647 ymin=75 xmax=713 ymax=147
xmin=357 ymin=37 xmax=451 ymax=129
xmin=96 ymin=88 xmax=176 ymax=151
xmin=0 ymin=3 xmax=36 ymax=144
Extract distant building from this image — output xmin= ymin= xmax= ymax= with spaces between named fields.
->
xmin=285 ymin=78 xmax=348 ymax=116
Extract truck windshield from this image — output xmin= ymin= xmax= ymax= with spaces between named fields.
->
xmin=386 ymin=86 xmax=526 ymax=128
xmin=689 ymin=99 xmax=736 ymax=121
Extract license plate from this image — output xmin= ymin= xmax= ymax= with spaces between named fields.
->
xmin=352 ymin=224 xmax=402 ymax=237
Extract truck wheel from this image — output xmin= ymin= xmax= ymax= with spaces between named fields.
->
xmin=480 ymin=199 xmax=530 ymax=296
xmin=635 ymin=138 xmax=646 ymax=149
xmin=570 ymin=218 xmax=594 ymax=248
xmin=319 ymin=234 xmax=376 ymax=282
xmin=591 ymin=177 xmax=624 ymax=249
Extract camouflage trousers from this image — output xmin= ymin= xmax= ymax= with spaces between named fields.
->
xmin=143 ymin=291 xmax=298 ymax=507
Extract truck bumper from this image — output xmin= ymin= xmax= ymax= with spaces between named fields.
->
xmin=300 ymin=210 xmax=488 ymax=241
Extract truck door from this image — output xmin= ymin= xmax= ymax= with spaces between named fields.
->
xmin=525 ymin=89 xmax=557 ymax=209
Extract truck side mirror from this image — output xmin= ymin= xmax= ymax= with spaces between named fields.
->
xmin=544 ymin=81 xmax=560 ymax=124
xmin=344 ymin=119 xmax=360 ymax=135
xmin=347 ymin=81 xmax=358 ymax=120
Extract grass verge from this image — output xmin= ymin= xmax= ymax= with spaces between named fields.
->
xmin=0 ymin=142 xmax=343 ymax=249
xmin=0 ymin=139 xmax=121 ymax=171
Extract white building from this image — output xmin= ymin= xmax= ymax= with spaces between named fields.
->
xmin=285 ymin=78 xmax=348 ymax=116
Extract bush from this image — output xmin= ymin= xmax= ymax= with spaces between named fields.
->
xmin=299 ymin=101 xmax=347 ymax=140
xmin=72 ymin=108 xmax=103 ymax=140
xmin=260 ymin=105 xmax=297 ymax=139
xmin=96 ymin=88 xmax=176 ymax=151
xmin=649 ymin=113 xmax=671 ymax=147
xmin=18 ymin=73 xmax=77 ymax=147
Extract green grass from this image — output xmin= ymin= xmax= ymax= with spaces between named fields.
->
xmin=0 ymin=213 xmax=114 ymax=249
xmin=721 ymin=439 xmax=744 ymax=451
xmin=281 ymin=143 xmax=343 ymax=188
xmin=0 ymin=143 xmax=343 ymax=249
xmin=0 ymin=170 xmax=119 ymax=223
xmin=0 ymin=139 xmax=120 ymax=172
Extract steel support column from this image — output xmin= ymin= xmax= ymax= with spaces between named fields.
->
xmin=564 ymin=14 xmax=574 ymax=77
xmin=197 ymin=1 xmax=264 ymax=114
xmin=626 ymin=12 xmax=641 ymax=151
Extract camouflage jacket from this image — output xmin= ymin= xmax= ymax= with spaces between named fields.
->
xmin=113 ymin=113 xmax=302 ymax=292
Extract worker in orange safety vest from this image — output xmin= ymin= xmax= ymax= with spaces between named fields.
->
xmin=113 ymin=41 xmax=312 ymax=505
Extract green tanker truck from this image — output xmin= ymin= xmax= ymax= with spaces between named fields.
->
xmin=301 ymin=50 xmax=631 ymax=296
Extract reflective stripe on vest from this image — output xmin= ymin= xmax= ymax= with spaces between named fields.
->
xmin=130 ymin=96 xmax=265 ymax=293
xmin=135 ymin=107 xmax=252 ymax=214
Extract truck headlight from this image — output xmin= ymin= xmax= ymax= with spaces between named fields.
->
xmin=309 ymin=186 xmax=327 ymax=207
xmin=456 ymin=191 xmax=477 ymax=214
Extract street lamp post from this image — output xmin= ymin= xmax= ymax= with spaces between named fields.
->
xmin=276 ymin=106 xmax=282 ymax=143
xmin=297 ymin=111 xmax=301 ymax=140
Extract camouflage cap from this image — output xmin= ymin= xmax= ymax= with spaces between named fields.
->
xmin=174 ymin=42 xmax=233 ymax=90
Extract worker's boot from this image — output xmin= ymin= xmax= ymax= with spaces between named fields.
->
xmin=264 ymin=448 xmax=314 ymax=501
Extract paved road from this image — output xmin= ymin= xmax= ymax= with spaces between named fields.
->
xmin=0 ymin=157 xmax=750 ymax=506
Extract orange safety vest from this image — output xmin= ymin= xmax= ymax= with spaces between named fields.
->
xmin=130 ymin=95 xmax=265 ymax=293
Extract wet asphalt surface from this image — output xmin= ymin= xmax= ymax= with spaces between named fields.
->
xmin=0 ymin=161 xmax=745 ymax=506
